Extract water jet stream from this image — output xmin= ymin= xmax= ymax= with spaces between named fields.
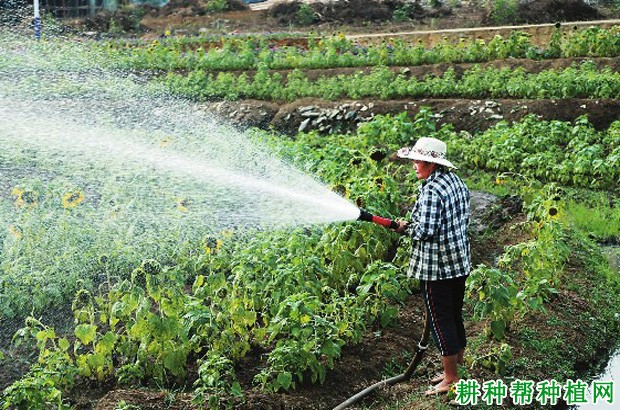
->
xmin=0 ymin=36 xmax=359 ymax=230
xmin=0 ymin=99 xmax=358 ymax=226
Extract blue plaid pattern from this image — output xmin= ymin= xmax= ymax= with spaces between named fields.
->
xmin=406 ymin=169 xmax=470 ymax=281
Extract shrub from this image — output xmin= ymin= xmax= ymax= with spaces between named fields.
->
xmin=296 ymin=3 xmax=316 ymax=25
xmin=487 ymin=0 xmax=518 ymax=25
xmin=206 ymin=0 xmax=228 ymax=12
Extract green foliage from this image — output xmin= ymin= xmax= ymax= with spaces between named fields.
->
xmin=162 ymin=61 xmax=620 ymax=102
xmin=467 ymin=266 xmax=518 ymax=340
xmin=1 ymin=318 xmax=77 ymax=409
xmin=566 ymin=195 xmax=620 ymax=240
xmin=488 ymin=0 xmax=518 ymax=25
xmin=4 ymin=109 xmax=443 ymax=401
xmin=4 ymin=221 xmax=414 ymax=401
xmin=3 ymin=107 xmax=618 ymax=405
xmin=467 ymin=184 xmax=575 ymax=341
xmin=468 ymin=342 xmax=513 ymax=375
xmin=113 ymin=27 xmax=620 ymax=105
xmin=392 ymin=4 xmax=413 ymax=22
xmin=114 ymin=401 xmax=142 ymax=410
xmin=0 ymin=169 xmax=211 ymax=321
xmin=561 ymin=25 xmax=620 ymax=57
xmin=392 ymin=8 xmax=410 ymax=22
xmin=2 ymin=110 xmax=454 ymax=401
xmin=296 ymin=4 xmax=316 ymax=25
xmin=193 ymin=352 xmax=242 ymax=408
xmin=448 ymin=115 xmax=620 ymax=191
xmin=106 ymin=26 xmax=620 ymax=72
xmin=207 ymin=0 xmax=228 ymax=12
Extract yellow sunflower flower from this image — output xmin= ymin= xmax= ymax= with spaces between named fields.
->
xmin=62 ymin=190 xmax=85 ymax=209
xmin=11 ymin=187 xmax=37 ymax=208
xmin=203 ymin=236 xmax=223 ymax=255
xmin=447 ymin=382 xmax=458 ymax=399
xmin=374 ymin=177 xmax=385 ymax=192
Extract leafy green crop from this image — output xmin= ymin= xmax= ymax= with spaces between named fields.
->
xmin=105 ymin=26 xmax=620 ymax=72
xmin=161 ymin=61 xmax=620 ymax=102
xmin=448 ymin=114 xmax=620 ymax=190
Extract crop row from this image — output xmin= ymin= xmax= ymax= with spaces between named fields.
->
xmin=447 ymin=114 xmax=620 ymax=190
xmin=266 ymin=108 xmax=619 ymax=191
xmin=106 ymin=26 xmax=620 ymax=71
xmin=161 ymin=60 xmax=620 ymax=101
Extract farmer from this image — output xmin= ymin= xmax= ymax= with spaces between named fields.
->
xmin=359 ymin=136 xmax=470 ymax=395
xmin=396 ymin=137 xmax=471 ymax=395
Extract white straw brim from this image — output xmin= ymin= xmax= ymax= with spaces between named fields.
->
xmin=397 ymin=150 xmax=457 ymax=169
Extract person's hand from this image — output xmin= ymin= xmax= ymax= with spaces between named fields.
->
xmin=394 ymin=220 xmax=408 ymax=234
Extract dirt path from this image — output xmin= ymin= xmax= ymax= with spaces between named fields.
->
xmin=345 ymin=19 xmax=620 ymax=39
xmin=343 ymin=18 xmax=620 ymax=51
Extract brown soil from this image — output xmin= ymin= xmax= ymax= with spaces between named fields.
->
xmin=133 ymin=0 xmax=615 ymax=37
xmin=207 ymin=96 xmax=620 ymax=137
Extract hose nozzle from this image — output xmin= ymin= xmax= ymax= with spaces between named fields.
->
xmin=358 ymin=208 xmax=373 ymax=222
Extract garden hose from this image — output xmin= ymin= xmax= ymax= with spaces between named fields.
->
xmin=332 ymin=312 xmax=431 ymax=410
xmin=357 ymin=208 xmax=400 ymax=230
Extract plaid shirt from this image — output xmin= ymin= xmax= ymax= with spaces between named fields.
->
xmin=406 ymin=169 xmax=470 ymax=281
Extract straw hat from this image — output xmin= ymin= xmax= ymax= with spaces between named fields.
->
xmin=397 ymin=137 xmax=456 ymax=169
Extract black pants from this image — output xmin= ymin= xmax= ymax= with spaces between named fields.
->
xmin=420 ymin=276 xmax=467 ymax=357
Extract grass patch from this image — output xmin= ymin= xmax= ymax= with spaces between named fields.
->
xmin=566 ymin=199 xmax=620 ymax=240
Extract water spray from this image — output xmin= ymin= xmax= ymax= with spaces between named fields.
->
xmin=0 ymin=39 xmax=362 ymax=231
xmin=33 ymin=0 xmax=41 ymax=40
